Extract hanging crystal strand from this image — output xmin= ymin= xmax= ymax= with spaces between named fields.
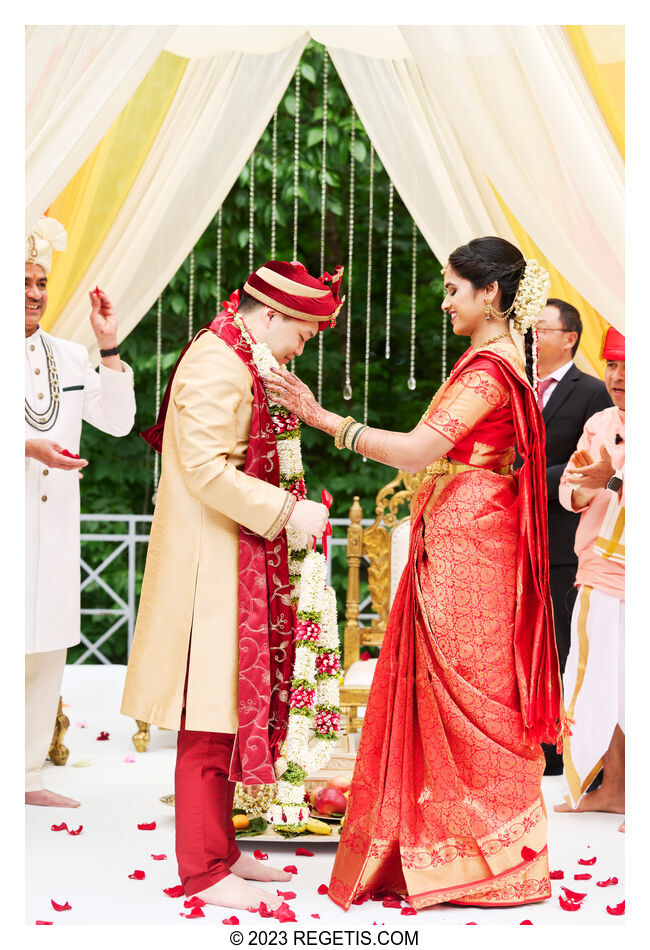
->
xmin=343 ymin=108 xmax=356 ymax=401
xmin=441 ymin=299 xmax=448 ymax=381
xmin=153 ymin=294 xmax=163 ymax=501
xmin=407 ymin=222 xmax=417 ymax=390
xmin=362 ymin=145 xmax=375 ymax=460
xmin=187 ymin=249 xmax=195 ymax=341
xmin=291 ymin=65 xmax=301 ymax=374
xmin=248 ymin=149 xmax=255 ymax=274
xmin=317 ymin=48 xmax=329 ymax=405
xmin=271 ymin=109 xmax=278 ymax=258
xmin=215 ymin=206 xmax=223 ymax=307
xmin=385 ymin=181 xmax=394 ymax=359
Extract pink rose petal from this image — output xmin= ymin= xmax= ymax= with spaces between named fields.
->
xmin=597 ymin=877 xmax=619 ymax=887
xmin=311 ymin=914 xmax=320 ymax=918
xmin=222 ymin=916 xmax=240 ymax=925
xmin=51 ymin=900 xmax=71 ymax=912
xmin=128 ymin=870 xmax=145 ymax=880
xmin=138 ymin=821 xmax=156 ymax=830
xmin=163 ymin=885 xmax=185 ymax=898
xmin=124 ymin=755 xmax=136 ymax=763
xmin=606 ymin=900 xmax=625 ymax=916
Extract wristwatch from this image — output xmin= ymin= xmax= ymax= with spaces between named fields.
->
xmin=606 ymin=470 xmax=623 ymax=492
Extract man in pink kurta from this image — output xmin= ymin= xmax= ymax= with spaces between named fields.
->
xmin=554 ymin=327 xmax=625 ymax=828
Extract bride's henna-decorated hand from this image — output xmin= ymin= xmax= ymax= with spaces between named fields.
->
xmin=265 ymin=368 xmax=331 ymax=430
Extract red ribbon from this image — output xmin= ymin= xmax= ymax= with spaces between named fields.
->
xmin=313 ymin=490 xmax=333 ymax=558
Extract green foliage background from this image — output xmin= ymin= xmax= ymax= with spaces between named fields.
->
xmin=73 ymin=42 xmax=467 ymax=663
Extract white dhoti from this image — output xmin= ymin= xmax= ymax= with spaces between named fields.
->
xmin=561 ymin=585 xmax=625 ymax=807
xmin=25 ymin=648 xmax=67 ymax=792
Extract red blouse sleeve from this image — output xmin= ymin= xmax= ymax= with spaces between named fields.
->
xmin=424 ymin=357 xmax=510 ymax=446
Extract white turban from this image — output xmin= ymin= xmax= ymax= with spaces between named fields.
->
xmin=25 ymin=216 xmax=67 ymax=275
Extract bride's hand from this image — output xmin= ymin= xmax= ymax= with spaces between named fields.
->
xmin=265 ymin=368 xmax=323 ymax=427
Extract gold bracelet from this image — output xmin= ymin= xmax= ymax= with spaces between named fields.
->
xmin=334 ymin=415 xmax=356 ymax=450
xmin=342 ymin=422 xmax=364 ymax=451
xmin=350 ymin=424 xmax=369 ymax=453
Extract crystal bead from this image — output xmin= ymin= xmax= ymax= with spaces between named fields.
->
xmin=407 ymin=377 xmax=417 ymax=391
xmin=343 ymin=383 xmax=353 ymax=401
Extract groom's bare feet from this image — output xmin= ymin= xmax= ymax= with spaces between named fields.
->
xmin=25 ymin=789 xmax=80 ymax=808
xmin=554 ymin=786 xmax=624 ymax=815
xmin=193 ymin=874 xmax=284 ymax=910
xmin=230 ymin=852 xmax=292 ymax=882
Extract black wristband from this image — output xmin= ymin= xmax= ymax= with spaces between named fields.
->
xmin=100 ymin=346 xmax=120 ymax=358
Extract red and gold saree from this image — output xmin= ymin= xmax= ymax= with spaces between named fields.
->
xmin=329 ymin=338 xmax=564 ymax=910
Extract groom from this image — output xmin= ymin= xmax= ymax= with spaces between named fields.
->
xmin=121 ymin=260 xmax=343 ymax=911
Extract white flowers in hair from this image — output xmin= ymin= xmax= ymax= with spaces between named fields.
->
xmin=230 ymin=310 xmax=342 ymax=835
xmin=511 ymin=260 xmax=551 ymax=334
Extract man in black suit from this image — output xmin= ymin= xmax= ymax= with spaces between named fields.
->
xmin=536 ymin=299 xmax=612 ymax=773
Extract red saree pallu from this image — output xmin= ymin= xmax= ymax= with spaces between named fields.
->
xmin=329 ymin=342 xmax=563 ymax=910
xmin=141 ymin=300 xmax=294 ymax=785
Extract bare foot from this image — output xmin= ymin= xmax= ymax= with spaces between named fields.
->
xmin=230 ymin=852 xmax=292 ymax=882
xmin=193 ymin=873 xmax=284 ymax=911
xmin=25 ymin=789 xmax=80 ymax=808
xmin=618 ymin=820 xmax=625 ymax=833
xmin=553 ymin=787 xmax=624 ymax=815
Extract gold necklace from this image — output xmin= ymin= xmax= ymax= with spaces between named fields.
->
xmin=473 ymin=331 xmax=511 ymax=350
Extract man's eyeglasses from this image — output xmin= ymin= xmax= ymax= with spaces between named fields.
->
xmin=536 ymin=328 xmax=573 ymax=335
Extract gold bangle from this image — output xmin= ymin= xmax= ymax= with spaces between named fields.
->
xmin=342 ymin=422 xmax=363 ymax=451
xmin=334 ymin=415 xmax=356 ymax=450
xmin=350 ymin=424 xmax=369 ymax=453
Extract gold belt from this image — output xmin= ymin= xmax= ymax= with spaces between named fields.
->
xmin=427 ymin=458 xmax=513 ymax=477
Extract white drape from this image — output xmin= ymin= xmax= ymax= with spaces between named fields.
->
xmin=399 ymin=25 xmax=624 ymax=329
xmin=26 ymin=25 xmax=173 ymax=231
xmin=52 ymin=37 xmax=308 ymax=361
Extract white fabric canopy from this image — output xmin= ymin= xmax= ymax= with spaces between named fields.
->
xmin=26 ymin=25 xmax=173 ymax=231
xmin=27 ymin=25 xmax=624 ymax=356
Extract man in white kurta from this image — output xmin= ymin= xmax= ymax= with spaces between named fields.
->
xmin=25 ymin=217 xmax=136 ymax=807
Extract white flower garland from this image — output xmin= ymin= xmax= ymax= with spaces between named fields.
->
xmin=230 ymin=311 xmax=342 ymax=834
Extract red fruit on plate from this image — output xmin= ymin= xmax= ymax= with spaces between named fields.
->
xmin=327 ymin=774 xmax=354 ymax=794
xmin=309 ymin=785 xmax=326 ymax=807
xmin=314 ymin=786 xmax=347 ymax=817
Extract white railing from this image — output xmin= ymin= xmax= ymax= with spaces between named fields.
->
xmin=78 ymin=514 xmax=374 ymax=665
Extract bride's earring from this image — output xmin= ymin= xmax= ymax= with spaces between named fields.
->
xmin=484 ymin=298 xmax=494 ymax=322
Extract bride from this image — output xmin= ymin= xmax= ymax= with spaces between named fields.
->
xmin=265 ymin=235 xmax=565 ymax=910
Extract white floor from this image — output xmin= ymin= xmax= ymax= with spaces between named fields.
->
xmin=26 ymin=664 xmax=625 ymax=927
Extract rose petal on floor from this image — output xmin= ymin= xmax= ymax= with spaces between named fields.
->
xmin=35 ymin=921 xmax=53 ymax=925
xmin=549 ymin=870 xmax=564 ymax=880
xmin=561 ymin=887 xmax=587 ymax=902
xmin=180 ymin=906 xmax=205 ymax=919
xmin=318 ymin=884 xmax=329 ymax=895
xmin=259 ymin=902 xmax=274 ymax=918
xmin=184 ymin=896 xmax=206 ymax=908
xmin=222 ymin=916 xmax=239 ymax=925
xmin=283 ymin=865 xmax=298 ymax=874
xmin=68 ymin=826 xmax=83 ymax=836
xmin=253 ymin=849 xmax=269 ymax=861
xmin=277 ymin=890 xmax=296 ymax=900
xmin=163 ymin=885 xmax=185 ymax=898
xmin=311 ymin=914 xmax=320 ymax=919
xmin=520 ymin=920 xmax=533 ymax=925
xmin=597 ymin=877 xmax=619 ymax=887
xmin=96 ymin=731 xmax=110 ymax=741
xmin=401 ymin=907 xmax=417 ymax=916
xmin=51 ymin=900 xmax=71 ymax=912
xmin=51 ymin=823 xmax=68 ymax=832
xmin=128 ymin=870 xmax=145 ymax=880
xmin=137 ymin=821 xmax=156 ymax=830
xmin=151 ymin=854 xmax=167 ymax=861
xmin=274 ymin=902 xmax=297 ymax=923
xmin=295 ymin=847 xmax=314 ymax=856
xmin=574 ymin=873 xmax=592 ymax=880
xmin=606 ymin=901 xmax=625 ymax=916
xmin=559 ymin=896 xmax=582 ymax=911
xmin=578 ymin=856 xmax=597 ymax=865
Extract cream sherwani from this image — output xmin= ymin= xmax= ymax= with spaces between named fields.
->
xmin=121 ymin=331 xmax=294 ymax=734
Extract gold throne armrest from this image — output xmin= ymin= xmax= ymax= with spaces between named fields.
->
xmin=340 ymin=469 xmax=428 ymax=732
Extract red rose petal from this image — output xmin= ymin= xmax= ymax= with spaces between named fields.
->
xmin=96 ymin=731 xmax=110 ymax=740
xmin=352 ymin=893 xmax=370 ymax=904
xmin=138 ymin=821 xmax=156 ymax=830
xmin=561 ymin=886 xmax=587 ymax=902
xmin=277 ymin=890 xmax=296 ymax=900
xmin=60 ymin=449 xmax=80 ymax=459
xmin=163 ymin=885 xmax=185 ymax=898
xmin=521 ymin=846 xmax=537 ymax=861
xmin=151 ymin=853 xmax=167 ymax=861
xmin=382 ymin=899 xmax=402 ymax=908
xmin=51 ymin=900 xmax=71 ymax=912
xmin=93 ymin=286 xmax=101 ymax=296
xmin=574 ymin=873 xmax=592 ymax=880
xmin=51 ymin=822 xmax=68 ymax=832
xmin=606 ymin=900 xmax=625 ymax=916
xmin=35 ymin=921 xmax=53 ymax=925
xmin=222 ymin=916 xmax=239 ymax=925
xmin=284 ymin=865 xmax=298 ymax=874
xmin=578 ymin=856 xmax=597 ymax=865
xmin=520 ymin=920 xmax=533 ymax=925
xmin=181 ymin=906 xmax=205 ymax=919
xmin=184 ymin=896 xmax=206 ymax=908
xmin=597 ymin=877 xmax=619 ymax=887
xmin=318 ymin=884 xmax=329 ymax=895
xmin=253 ymin=849 xmax=269 ymax=861
xmin=296 ymin=847 xmax=314 ymax=856
xmin=466 ymin=922 xmax=478 ymax=925
xmin=549 ymin=870 xmax=564 ymax=880
xmin=559 ymin=896 xmax=582 ymax=912
xmin=274 ymin=902 xmax=297 ymax=923
xmin=128 ymin=870 xmax=145 ymax=880
xmin=401 ymin=907 xmax=417 ymax=916
xmin=311 ymin=914 xmax=320 ymax=919
xmin=259 ymin=902 xmax=274 ymax=918
xmin=68 ymin=825 xmax=83 ymax=836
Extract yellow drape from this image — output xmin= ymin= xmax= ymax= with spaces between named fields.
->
xmin=491 ymin=187 xmax=609 ymax=378
xmin=566 ymin=25 xmax=625 ymax=159
xmin=43 ymin=50 xmax=188 ymax=330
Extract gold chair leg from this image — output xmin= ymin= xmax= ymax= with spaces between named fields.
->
xmin=133 ymin=720 xmax=151 ymax=752
xmin=48 ymin=696 xmax=70 ymax=766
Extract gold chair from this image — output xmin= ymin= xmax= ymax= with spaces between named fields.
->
xmin=48 ymin=696 xmax=70 ymax=765
xmin=340 ymin=469 xmax=427 ymax=732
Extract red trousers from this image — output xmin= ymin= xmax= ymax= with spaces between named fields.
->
xmin=174 ymin=715 xmax=241 ymax=896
